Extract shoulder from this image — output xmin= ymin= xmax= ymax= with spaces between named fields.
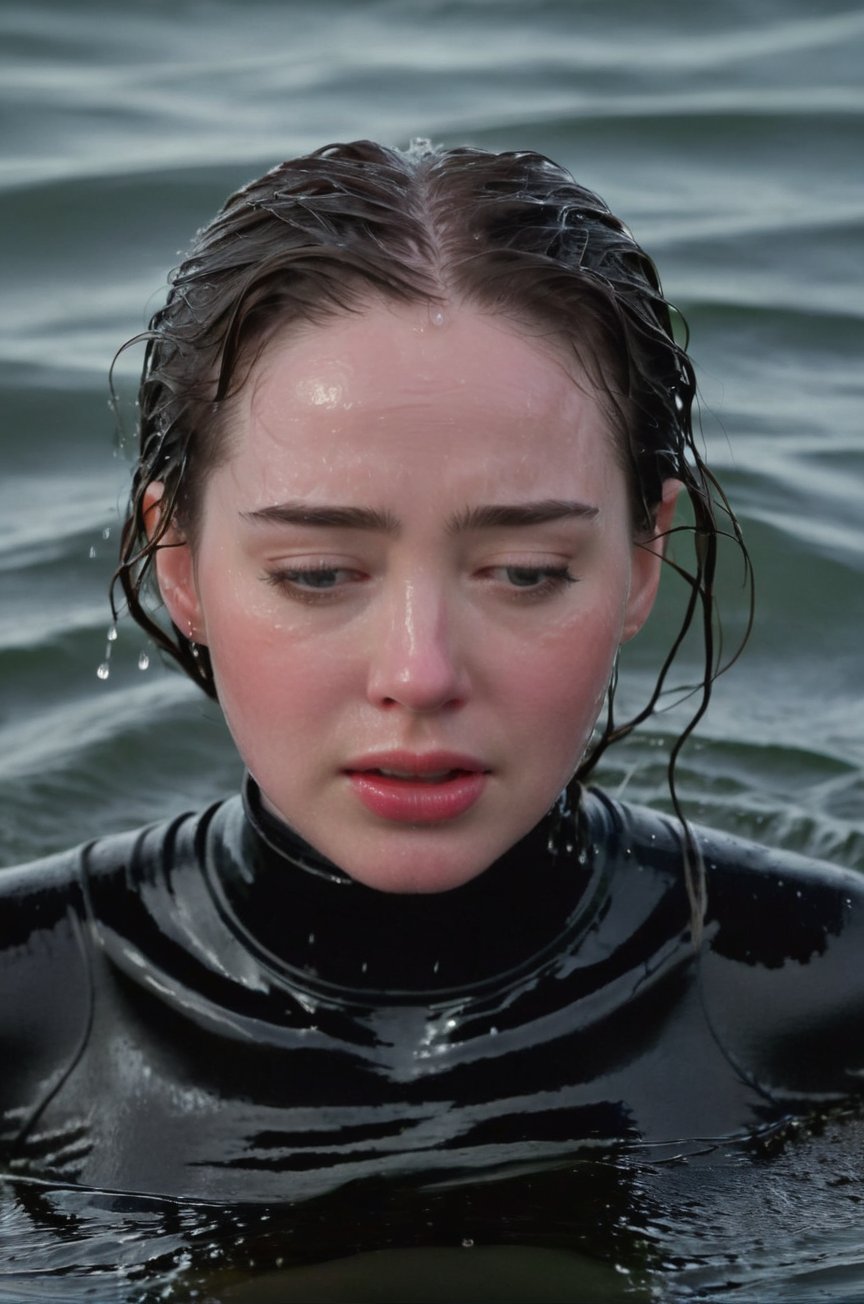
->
xmin=585 ymin=786 xmax=864 ymax=931
xmin=0 ymin=800 xmax=238 ymax=1123
xmin=0 ymin=843 xmax=89 ymax=942
xmin=587 ymin=789 xmax=864 ymax=1103
xmin=0 ymin=796 xmax=235 ymax=954
xmin=0 ymin=844 xmax=93 ymax=1141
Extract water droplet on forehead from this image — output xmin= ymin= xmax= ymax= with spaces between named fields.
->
xmin=428 ymin=305 xmax=446 ymax=327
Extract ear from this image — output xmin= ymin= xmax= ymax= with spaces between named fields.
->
xmin=142 ymin=483 xmax=208 ymax=645
xmin=621 ymin=478 xmax=681 ymax=643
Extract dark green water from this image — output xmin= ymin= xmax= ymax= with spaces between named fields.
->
xmin=1 ymin=0 xmax=862 ymax=1298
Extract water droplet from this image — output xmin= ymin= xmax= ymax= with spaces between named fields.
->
xmin=308 ymin=932 xmax=316 ymax=946
xmin=433 ymin=959 xmax=440 ymax=974
xmin=137 ymin=651 xmax=150 ymax=671
xmin=107 ymin=624 xmax=118 ymax=642
xmin=97 ymin=663 xmax=110 ymax=680
xmin=361 ymin=961 xmax=368 ymax=973
xmin=102 ymin=526 xmax=111 ymax=540
xmin=429 ymin=306 xmax=446 ymax=327
xmin=461 ymin=1238 xmax=474 ymax=1249
xmin=88 ymin=545 xmax=97 ymax=559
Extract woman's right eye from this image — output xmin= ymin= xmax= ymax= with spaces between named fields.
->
xmin=263 ymin=565 xmax=364 ymax=601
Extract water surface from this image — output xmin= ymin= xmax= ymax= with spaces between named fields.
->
xmin=0 ymin=0 xmax=862 ymax=1298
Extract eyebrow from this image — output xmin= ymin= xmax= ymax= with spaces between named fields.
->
xmin=240 ymin=504 xmax=400 ymax=532
xmin=446 ymin=500 xmax=599 ymax=532
xmin=240 ymin=498 xmax=599 ymax=534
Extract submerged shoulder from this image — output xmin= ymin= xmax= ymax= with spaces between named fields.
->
xmin=678 ymin=811 xmax=862 ymax=1099
xmin=585 ymin=787 xmax=864 ymax=933
xmin=697 ymin=824 xmax=864 ymax=968
xmin=587 ymin=790 xmax=864 ymax=1100
xmin=0 ymin=842 xmax=89 ymax=937
xmin=0 ymin=797 xmax=231 ymax=922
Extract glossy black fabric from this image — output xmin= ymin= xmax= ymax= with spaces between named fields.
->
xmin=2 ymin=781 xmax=863 ymax=1203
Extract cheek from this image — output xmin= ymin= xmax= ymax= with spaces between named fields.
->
xmin=204 ymin=599 xmax=356 ymax=757
xmin=503 ymin=601 xmax=623 ymax=742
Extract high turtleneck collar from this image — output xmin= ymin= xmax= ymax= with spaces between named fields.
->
xmin=205 ymin=775 xmax=601 ymax=1002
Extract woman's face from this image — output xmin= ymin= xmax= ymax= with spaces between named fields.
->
xmin=156 ymin=301 xmax=671 ymax=892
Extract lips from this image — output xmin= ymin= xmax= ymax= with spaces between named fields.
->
xmin=343 ymin=752 xmax=489 ymax=823
xmin=370 ymin=767 xmax=464 ymax=782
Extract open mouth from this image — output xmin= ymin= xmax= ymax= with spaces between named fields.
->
xmin=344 ymin=763 xmax=489 ymax=823
xmin=358 ymin=767 xmax=472 ymax=784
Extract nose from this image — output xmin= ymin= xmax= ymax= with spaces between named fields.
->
xmin=366 ymin=577 xmax=469 ymax=714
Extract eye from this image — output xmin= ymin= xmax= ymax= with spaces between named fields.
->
xmin=263 ymin=564 xmax=366 ymax=603
xmin=487 ymin=564 xmax=577 ymax=597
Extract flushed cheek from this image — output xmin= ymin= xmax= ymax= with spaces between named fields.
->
xmin=510 ymin=623 xmax=619 ymax=765
xmin=207 ymin=617 xmax=356 ymax=762
xmin=508 ymin=602 xmax=620 ymax=705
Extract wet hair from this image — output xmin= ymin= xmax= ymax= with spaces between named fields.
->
xmin=112 ymin=139 xmax=752 ymax=927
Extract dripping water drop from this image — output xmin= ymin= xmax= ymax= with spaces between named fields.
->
xmin=137 ymin=651 xmax=150 ymax=671
xmin=97 ymin=663 xmax=110 ymax=681
xmin=88 ymin=545 xmax=97 ymax=559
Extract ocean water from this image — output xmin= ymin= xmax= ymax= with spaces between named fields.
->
xmin=0 ymin=0 xmax=862 ymax=1298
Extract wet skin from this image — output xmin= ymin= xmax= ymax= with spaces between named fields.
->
xmin=152 ymin=301 xmax=676 ymax=892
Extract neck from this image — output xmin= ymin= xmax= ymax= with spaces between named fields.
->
xmin=206 ymin=776 xmax=596 ymax=1001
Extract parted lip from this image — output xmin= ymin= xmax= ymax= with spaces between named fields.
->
xmin=342 ymin=750 xmax=490 ymax=777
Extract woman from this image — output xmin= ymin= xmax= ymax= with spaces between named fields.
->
xmin=2 ymin=140 xmax=863 ymax=1278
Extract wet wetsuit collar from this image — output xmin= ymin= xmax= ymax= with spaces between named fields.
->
xmin=207 ymin=774 xmax=598 ymax=1001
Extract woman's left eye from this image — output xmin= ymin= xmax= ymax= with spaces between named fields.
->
xmin=490 ymin=565 xmax=577 ymax=595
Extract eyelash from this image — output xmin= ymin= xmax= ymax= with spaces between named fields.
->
xmin=263 ymin=563 xmax=577 ymax=604
xmin=263 ymin=564 xmax=362 ymax=604
xmin=492 ymin=565 xmax=577 ymax=600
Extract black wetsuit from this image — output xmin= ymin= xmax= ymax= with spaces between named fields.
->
xmin=2 ymin=779 xmax=863 ymax=1205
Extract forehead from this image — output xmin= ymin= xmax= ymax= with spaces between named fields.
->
xmin=218 ymin=300 xmax=620 ymax=500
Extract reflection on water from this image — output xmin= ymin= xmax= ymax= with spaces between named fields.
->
xmin=4 ymin=1110 xmax=864 ymax=1301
